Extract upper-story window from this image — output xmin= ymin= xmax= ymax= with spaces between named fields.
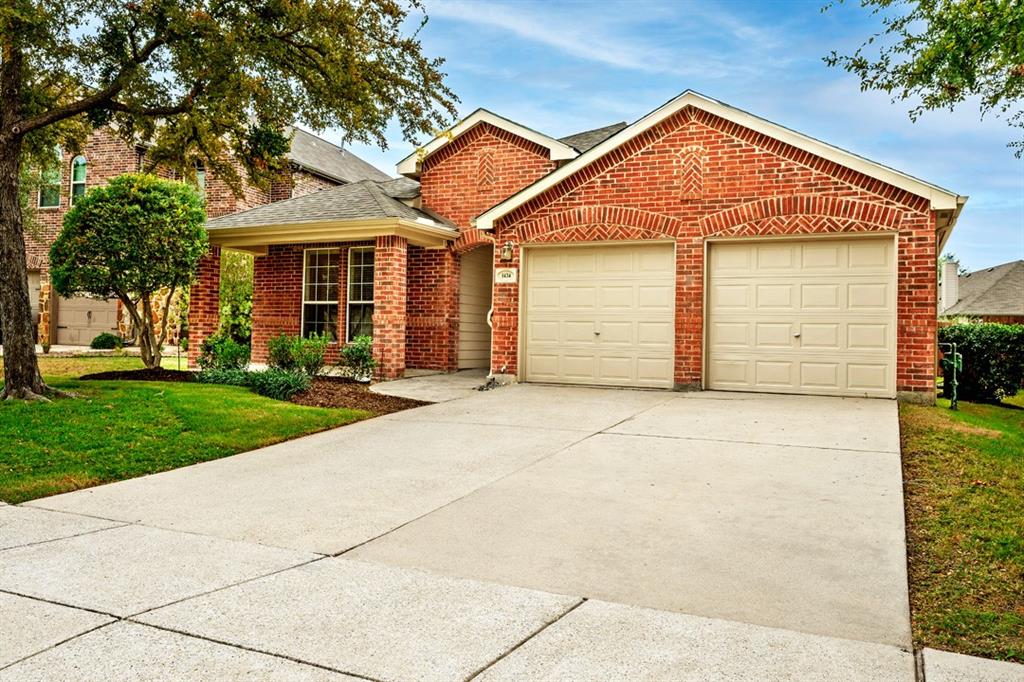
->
xmin=70 ymin=156 xmax=87 ymax=205
xmin=195 ymin=163 xmax=206 ymax=195
xmin=38 ymin=147 xmax=61 ymax=208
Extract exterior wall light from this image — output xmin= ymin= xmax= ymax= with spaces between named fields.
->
xmin=500 ymin=241 xmax=515 ymax=261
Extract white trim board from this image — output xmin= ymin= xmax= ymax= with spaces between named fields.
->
xmin=474 ymin=90 xmax=966 ymax=230
xmin=397 ymin=108 xmax=578 ymax=178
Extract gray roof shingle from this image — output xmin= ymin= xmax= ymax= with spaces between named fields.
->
xmin=286 ymin=127 xmax=392 ymax=184
xmin=206 ymin=180 xmax=449 ymax=230
xmin=558 ymin=122 xmax=628 ymax=152
xmin=944 ymin=260 xmax=1024 ymax=316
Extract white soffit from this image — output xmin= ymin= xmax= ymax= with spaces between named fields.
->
xmin=474 ymin=90 xmax=966 ymax=230
xmin=396 ymin=109 xmax=578 ymax=178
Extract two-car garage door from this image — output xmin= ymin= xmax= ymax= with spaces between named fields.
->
xmin=520 ymin=236 xmax=896 ymax=398
xmin=706 ymin=237 xmax=896 ymax=397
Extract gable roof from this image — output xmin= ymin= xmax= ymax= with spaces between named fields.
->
xmin=206 ymin=179 xmax=448 ymax=231
xmin=286 ymin=126 xmax=391 ymax=184
xmin=396 ymin=109 xmax=578 ymax=178
xmin=559 ymin=122 xmax=628 ymax=152
xmin=944 ymin=260 xmax=1024 ymax=316
xmin=474 ymin=90 xmax=966 ymax=231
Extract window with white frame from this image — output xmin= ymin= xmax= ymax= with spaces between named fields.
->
xmin=347 ymin=247 xmax=374 ymax=340
xmin=38 ymin=147 xmax=61 ymax=208
xmin=301 ymin=248 xmax=339 ymax=339
xmin=70 ymin=156 xmax=87 ymax=205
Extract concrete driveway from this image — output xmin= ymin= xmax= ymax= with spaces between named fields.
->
xmin=2 ymin=384 xmax=925 ymax=680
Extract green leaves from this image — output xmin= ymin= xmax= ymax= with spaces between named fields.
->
xmin=49 ymin=173 xmax=207 ymax=301
xmin=13 ymin=0 xmax=458 ymax=189
xmin=825 ymin=0 xmax=1024 ymax=155
xmin=939 ymin=322 xmax=1024 ymax=402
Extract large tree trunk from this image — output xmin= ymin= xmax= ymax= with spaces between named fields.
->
xmin=0 ymin=45 xmax=48 ymax=400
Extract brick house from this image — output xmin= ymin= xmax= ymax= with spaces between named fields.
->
xmin=190 ymin=91 xmax=966 ymax=401
xmin=24 ymin=125 xmax=388 ymax=346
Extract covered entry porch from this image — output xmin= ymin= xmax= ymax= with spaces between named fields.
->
xmin=188 ymin=181 xmax=461 ymax=379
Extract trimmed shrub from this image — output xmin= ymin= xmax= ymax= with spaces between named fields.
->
xmin=89 ymin=332 xmax=123 ymax=350
xmin=267 ymin=332 xmax=330 ymax=376
xmin=938 ymin=323 xmax=1024 ymax=402
xmin=247 ymin=368 xmax=310 ymax=400
xmin=340 ymin=335 xmax=376 ymax=380
xmin=267 ymin=333 xmax=299 ymax=371
xmin=198 ymin=333 xmax=250 ymax=370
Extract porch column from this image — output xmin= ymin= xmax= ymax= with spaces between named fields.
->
xmin=187 ymin=245 xmax=221 ymax=368
xmin=372 ymin=235 xmax=408 ymax=380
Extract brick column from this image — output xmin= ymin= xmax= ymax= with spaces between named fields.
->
xmin=372 ymin=235 xmax=408 ymax=380
xmin=187 ymin=245 xmax=221 ymax=368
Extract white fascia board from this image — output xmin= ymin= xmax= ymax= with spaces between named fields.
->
xmin=474 ymin=90 xmax=964 ymax=230
xmin=396 ymin=109 xmax=578 ymax=178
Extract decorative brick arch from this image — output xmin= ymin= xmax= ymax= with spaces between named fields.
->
xmin=452 ymin=228 xmax=495 ymax=254
xmin=699 ymin=195 xmax=903 ymax=237
xmin=515 ymin=206 xmax=684 ymax=243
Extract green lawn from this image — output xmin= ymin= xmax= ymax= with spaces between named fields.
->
xmin=0 ymin=356 xmax=368 ymax=503
xmin=900 ymin=393 xmax=1024 ymax=662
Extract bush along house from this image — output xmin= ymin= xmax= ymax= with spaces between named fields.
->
xmin=24 ymin=125 xmax=389 ymax=347
xmin=190 ymin=91 xmax=967 ymax=402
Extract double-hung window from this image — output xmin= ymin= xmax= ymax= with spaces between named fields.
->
xmin=347 ymin=247 xmax=374 ymax=340
xmin=302 ymin=248 xmax=339 ymax=339
xmin=70 ymin=156 xmax=87 ymax=205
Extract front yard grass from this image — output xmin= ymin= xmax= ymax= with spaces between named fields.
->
xmin=900 ymin=393 xmax=1024 ymax=662
xmin=0 ymin=356 xmax=369 ymax=503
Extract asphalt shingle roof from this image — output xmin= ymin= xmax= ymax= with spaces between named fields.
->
xmin=286 ymin=127 xmax=392 ymax=184
xmin=558 ymin=122 xmax=629 ymax=153
xmin=944 ymin=260 xmax=1024 ymax=316
xmin=206 ymin=180 xmax=448 ymax=230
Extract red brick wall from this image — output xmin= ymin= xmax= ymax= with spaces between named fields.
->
xmin=187 ymin=246 xmax=221 ymax=366
xmin=406 ymin=246 xmax=458 ymax=371
xmin=419 ymin=122 xmax=555 ymax=231
xmin=248 ymin=242 xmax=373 ymax=365
xmin=492 ymin=107 xmax=939 ymax=397
xmin=372 ymin=235 xmax=408 ymax=379
xmin=270 ymin=169 xmax=337 ymax=201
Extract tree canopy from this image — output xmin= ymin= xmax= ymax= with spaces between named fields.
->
xmin=50 ymin=173 xmax=207 ymax=367
xmin=825 ymin=0 xmax=1024 ymax=155
xmin=0 ymin=0 xmax=457 ymax=398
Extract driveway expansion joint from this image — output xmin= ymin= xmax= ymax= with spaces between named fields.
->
xmin=465 ymin=597 xmax=587 ymax=681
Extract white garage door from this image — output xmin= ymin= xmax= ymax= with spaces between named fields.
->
xmin=56 ymin=296 xmax=119 ymax=346
xmin=706 ymin=236 xmax=896 ymax=397
xmin=523 ymin=243 xmax=675 ymax=388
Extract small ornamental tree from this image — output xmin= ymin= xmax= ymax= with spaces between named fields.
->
xmin=49 ymin=174 xmax=207 ymax=368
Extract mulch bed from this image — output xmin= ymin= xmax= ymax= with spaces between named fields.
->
xmin=80 ymin=368 xmax=195 ymax=382
xmin=290 ymin=376 xmax=428 ymax=415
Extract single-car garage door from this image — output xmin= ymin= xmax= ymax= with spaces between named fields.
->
xmin=56 ymin=296 xmax=119 ymax=346
xmin=706 ymin=236 xmax=896 ymax=397
xmin=523 ymin=243 xmax=675 ymax=388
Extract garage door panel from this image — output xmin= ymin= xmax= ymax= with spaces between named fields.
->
xmin=707 ymin=237 xmax=895 ymax=397
xmin=637 ymin=285 xmax=673 ymax=310
xmin=56 ymin=296 xmax=118 ymax=346
xmin=755 ymin=284 xmax=794 ymax=309
xmin=524 ymin=243 xmax=675 ymax=389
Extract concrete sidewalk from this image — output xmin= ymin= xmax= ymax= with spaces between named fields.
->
xmin=3 ymin=385 xmax=1018 ymax=679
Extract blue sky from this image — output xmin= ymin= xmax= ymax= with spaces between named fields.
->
xmin=333 ymin=0 xmax=1023 ymax=271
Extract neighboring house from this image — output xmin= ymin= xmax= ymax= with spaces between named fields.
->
xmin=190 ymin=90 xmax=967 ymax=402
xmin=24 ymin=126 xmax=388 ymax=346
xmin=940 ymin=259 xmax=1024 ymax=324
